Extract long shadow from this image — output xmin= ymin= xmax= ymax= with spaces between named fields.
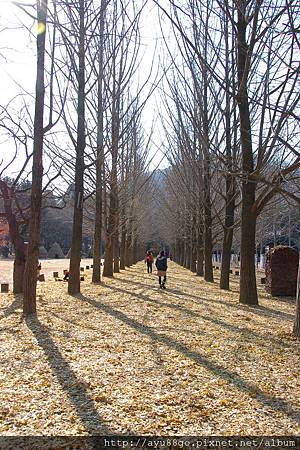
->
xmin=115 ymin=276 xmax=294 ymax=321
xmin=79 ymin=294 xmax=300 ymax=425
xmin=104 ymin=285 xmax=294 ymax=350
xmin=0 ymin=294 xmax=22 ymax=320
xmin=26 ymin=316 xmax=110 ymax=434
xmin=116 ymin=277 xmax=160 ymax=290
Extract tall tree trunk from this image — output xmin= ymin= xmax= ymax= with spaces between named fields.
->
xmin=120 ymin=225 xmax=126 ymax=270
xmin=120 ymin=214 xmax=126 ymax=270
xmin=184 ymin=238 xmax=190 ymax=269
xmin=103 ymin=45 xmax=119 ymax=277
xmin=23 ymin=0 xmax=48 ymax=314
xmin=68 ymin=0 xmax=86 ymax=295
xmin=220 ymin=226 xmax=234 ymax=290
xmin=237 ymin=6 xmax=258 ymax=305
xmin=293 ymin=261 xmax=300 ymax=339
xmin=103 ymin=151 xmax=118 ymax=277
xmin=190 ymin=213 xmax=197 ymax=273
xmin=203 ymin=153 xmax=213 ymax=282
xmin=196 ymin=228 xmax=204 ymax=276
xmin=180 ymin=238 xmax=185 ymax=266
xmin=220 ymin=11 xmax=235 ymax=291
xmin=113 ymin=216 xmax=120 ymax=273
xmin=92 ymin=0 xmax=106 ymax=284
xmin=220 ymin=122 xmax=235 ymax=289
xmin=133 ymin=236 xmax=138 ymax=264
xmin=125 ymin=230 xmax=132 ymax=266
xmin=202 ymin=20 xmax=213 ymax=283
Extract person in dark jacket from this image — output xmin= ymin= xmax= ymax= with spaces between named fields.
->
xmin=155 ymin=250 xmax=168 ymax=289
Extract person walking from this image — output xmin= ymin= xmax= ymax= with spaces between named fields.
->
xmin=155 ymin=250 xmax=168 ymax=289
xmin=144 ymin=250 xmax=154 ymax=273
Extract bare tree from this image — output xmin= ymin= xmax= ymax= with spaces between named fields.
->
xmin=23 ymin=0 xmax=48 ymax=314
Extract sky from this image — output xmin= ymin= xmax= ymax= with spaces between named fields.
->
xmin=0 ymin=0 xmax=170 ymax=182
xmin=0 ymin=0 xmax=36 ymax=100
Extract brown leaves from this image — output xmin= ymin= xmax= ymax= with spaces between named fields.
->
xmin=0 ymin=261 xmax=299 ymax=435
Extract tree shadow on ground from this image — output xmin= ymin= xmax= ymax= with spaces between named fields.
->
xmin=103 ymin=284 xmax=294 ymax=350
xmin=0 ymin=294 xmax=23 ymax=320
xmin=25 ymin=315 xmax=110 ymax=434
xmin=79 ymin=293 xmax=300 ymax=426
xmin=115 ymin=276 xmax=294 ymax=322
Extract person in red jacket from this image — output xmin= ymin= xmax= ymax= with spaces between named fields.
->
xmin=144 ymin=250 xmax=154 ymax=273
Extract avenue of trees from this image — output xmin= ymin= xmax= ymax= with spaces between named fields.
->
xmin=0 ymin=0 xmax=299 ymax=338
xmin=152 ymin=0 xmax=300 ymax=335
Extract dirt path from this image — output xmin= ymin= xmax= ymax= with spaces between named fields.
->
xmin=0 ymin=261 xmax=299 ymax=436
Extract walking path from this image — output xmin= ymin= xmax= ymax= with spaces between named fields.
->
xmin=0 ymin=261 xmax=299 ymax=436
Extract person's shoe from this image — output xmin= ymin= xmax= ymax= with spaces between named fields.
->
xmin=162 ymin=282 xmax=166 ymax=289
xmin=159 ymin=284 xmax=162 ymax=288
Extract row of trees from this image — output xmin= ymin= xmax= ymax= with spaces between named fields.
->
xmin=0 ymin=0 xmax=299 ymax=338
xmin=151 ymin=0 xmax=300 ymax=335
xmin=0 ymin=0 xmax=157 ymax=310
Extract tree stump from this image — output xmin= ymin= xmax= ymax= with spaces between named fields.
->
xmin=38 ymin=274 xmax=45 ymax=282
xmin=53 ymin=272 xmax=59 ymax=278
xmin=86 ymin=266 xmax=89 ymax=270
xmin=235 ymin=270 xmax=240 ymax=276
xmin=80 ymin=276 xmax=84 ymax=281
xmin=80 ymin=267 xmax=84 ymax=272
xmin=1 ymin=283 xmax=9 ymax=293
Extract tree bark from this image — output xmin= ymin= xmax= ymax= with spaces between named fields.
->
xmin=196 ymin=228 xmax=204 ymax=276
xmin=119 ymin=214 xmax=126 ymax=270
xmin=190 ymin=213 xmax=197 ymax=273
xmin=68 ymin=0 xmax=86 ymax=295
xmin=293 ymin=260 xmax=300 ymax=339
xmin=103 ymin=162 xmax=118 ymax=276
xmin=220 ymin=12 xmax=236 ymax=291
xmin=237 ymin=6 xmax=258 ymax=305
xmin=202 ymin=36 xmax=213 ymax=283
xmin=220 ymin=156 xmax=235 ymax=289
xmin=92 ymin=0 xmax=106 ymax=284
xmin=23 ymin=0 xmax=48 ymax=314
xmin=113 ymin=223 xmax=120 ymax=273
xmin=125 ymin=231 xmax=132 ymax=266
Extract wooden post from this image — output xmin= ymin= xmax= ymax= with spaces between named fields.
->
xmin=1 ymin=283 xmax=9 ymax=293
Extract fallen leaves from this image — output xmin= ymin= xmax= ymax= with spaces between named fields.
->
xmin=0 ymin=261 xmax=299 ymax=436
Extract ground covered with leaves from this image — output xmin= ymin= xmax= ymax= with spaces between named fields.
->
xmin=0 ymin=261 xmax=299 ymax=436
